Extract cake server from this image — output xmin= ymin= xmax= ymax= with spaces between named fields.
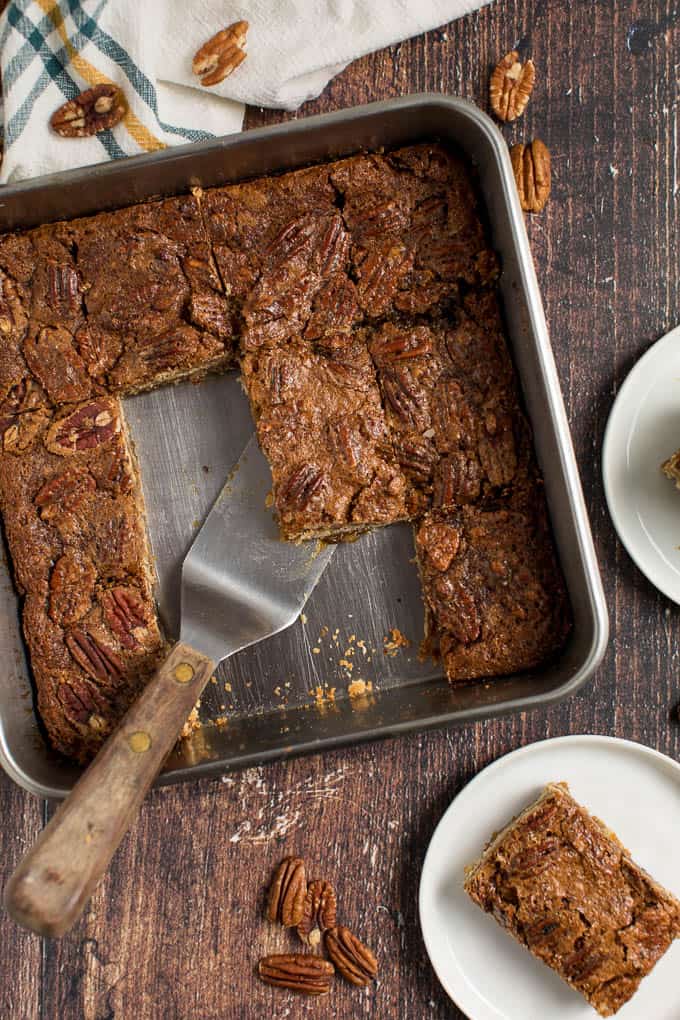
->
xmin=4 ymin=435 xmax=335 ymax=937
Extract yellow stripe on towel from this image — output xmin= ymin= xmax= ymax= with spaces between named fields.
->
xmin=37 ymin=0 xmax=167 ymax=153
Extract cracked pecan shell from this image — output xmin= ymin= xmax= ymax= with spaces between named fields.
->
xmin=51 ymin=84 xmax=127 ymax=137
xmin=297 ymin=879 xmax=338 ymax=946
xmin=257 ymin=954 xmax=334 ymax=996
xmin=266 ymin=856 xmax=307 ymax=927
xmin=489 ymin=51 xmax=535 ymax=122
xmin=325 ymin=926 xmax=378 ymax=986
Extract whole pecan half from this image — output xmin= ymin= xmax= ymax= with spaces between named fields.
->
xmin=192 ymin=21 xmax=248 ymax=87
xmin=65 ymin=628 xmax=123 ymax=684
xmin=57 ymin=677 xmax=109 ymax=727
xmin=432 ymin=577 xmax=481 ymax=644
xmin=46 ymin=262 xmax=80 ymax=310
xmin=355 ymin=243 xmax=414 ymax=317
xmin=325 ymin=926 xmax=378 ymax=987
xmin=102 ymin=586 xmax=150 ymax=649
xmin=297 ymin=879 xmax=337 ymax=946
xmin=370 ymin=326 xmax=433 ymax=365
xmin=396 ymin=435 xmax=438 ymax=483
xmin=489 ymin=51 xmax=535 ymax=122
xmin=434 ymin=452 xmax=482 ymax=507
xmin=34 ymin=468 xmax=96 ymax=519
xmin=257 ymin=954 xmax=334 ymax=996
xmin=49 ymin=551 xmax=96 ymax=626
xmin=51 ymin=84 xmax=127 ymax=137
xmin=278 ymin=465 xmax=326 ymax=514
xmin=46 ymin=399 xmax=120 ymax=455
xmin=266 ymin=856 xmax=307 ymax=927
xmin=510 ymin=140 xmax=551 ymax=213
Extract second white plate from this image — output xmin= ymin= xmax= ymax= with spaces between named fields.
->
xmin=603 ymin=324 xmax=680 ymax=602
xmin=419 ymin=735 xmax=680 ymax=1020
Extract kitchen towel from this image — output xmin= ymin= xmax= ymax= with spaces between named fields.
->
xmin=0 ymin=0 xmax=493 ymax=184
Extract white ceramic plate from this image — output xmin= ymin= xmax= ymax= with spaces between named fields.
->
xmin=603 ymin=324 xmax=680 ymax=602
xmin=419 ymin=735 xmax=680 ymax=1020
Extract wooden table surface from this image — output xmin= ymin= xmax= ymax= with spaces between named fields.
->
xmin=2 ymin=1 xmax=680 ymax=1017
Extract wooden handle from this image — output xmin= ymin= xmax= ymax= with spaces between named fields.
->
xmin=3 ymin=642 xmax=214 ymax=937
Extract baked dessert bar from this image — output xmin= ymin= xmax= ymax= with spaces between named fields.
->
xmin=415 ymin=501 xmax=570 ymax=679
xmin=240 ymin=334 xmax=407 ymax=541
xmin=0 ymin=397 xmax=165 ymax=760
xmin=465 ymin=782 xmax=680 ymax=1016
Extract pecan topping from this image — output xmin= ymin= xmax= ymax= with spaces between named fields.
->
xmin=49 ymin=552 xmax=96 ymax=626
xmin=46 ymin=399 xmax=120 ymax=455
xmin=266 ymin=857 xmax=307 ymax=927
xmin=348 ymin=197 xmax=408 ymax=244
xmin=370 ymin=326 xmax=433 ymax=364
xmin=478 ymin=418 xmax=518 ymax=488
xmin=325 ymin=926 xmax=378 ymax=987
xmin=46 ymin=262 xmax=80 ymax=309
xmin=0 ymin=378 xmax=44 ymax=417
xmin=0 ymin=270 xmax=28 ymax=338
xmin=381 ymin=367 xmax=429 ymax=431
xmin=432 ymin=577 xmax=481 ymax=644
xmin=318 ymin=337 xmax=372 ymax=392
xmin=304 ymin=274 xmax=358 ymax=340
xmin=102 ymin=586 xmax=150 ymax=649
xmin=0 ymin=409 xmax=49 ymax=455
xmin=137 ymin=326 xmax=200 ymax=370
xmin=65 ymin=628 xmax=123 ymax=684
xmin=510 ymin=140 xmax=551 ymax=213
xmin=434 ymin=453 xmax=482 ymax=506
xmin=315 ymin=215 xmax=351 ymax=276
xmin=356 ymin=243 xmax=414 ymax=316
xmin=297 ymin=880 xmax=338 ymax=946
xmin=192 ymin=21 xmax=248 ymax=87
xmin=23 ymin=325 xmax=93 ymax=404
xmin=257 ymin=954 xmax=334 ymax=996
xmin=91 ymin=448 xmax=132 ymax=495
xmin=57 ymin=677 xmax=109 ymax=727
xmin=489 ymin=51 xmax=535 ymax=122
xmin=396 ymin=435 xmax=438 ymax=483
xmin=35 ymin=468 xmax=96 ymax=518
xmin=278 ymin=465 xmax=326 ymax=513
xmin=416 ymin=520 xmax=461 ymax=573
xmin=51 ymin=84 xmax=127 ymax=137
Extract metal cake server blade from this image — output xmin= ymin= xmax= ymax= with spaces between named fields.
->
xmin=5 ymin=436 xmax=335 ymax=937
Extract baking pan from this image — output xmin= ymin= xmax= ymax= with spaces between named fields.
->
xmin=0 ymin=95 xmax=608 ymax=799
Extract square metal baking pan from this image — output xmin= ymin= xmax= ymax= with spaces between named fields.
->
xmin=0 ymin=95 xmax=608 ymax=799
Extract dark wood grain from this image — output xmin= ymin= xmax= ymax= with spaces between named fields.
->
xmin=2 ymin=0 xmax=680 ymax=1016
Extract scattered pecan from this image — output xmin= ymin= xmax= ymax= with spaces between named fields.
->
xmin=46 ymin=399 xmax=119 ymax=455
xmin=90 ymin=448 xmax=132 ymax=495
xmin=510 ymin=140 xmax=551 ymax=213
xmin=478 ymin=418 xmax=518 ymax=488
xmin=315 ymin=215 xmax=351 ymax=276
xmin=434 ymin=453 xmax=482 ymax=506
xmin=409 ymin=195 xmax=448 ymax=242
xmin=0 ymin=269 xmax=28 ymax=338
xmin=327 ymin=421 xmax=365 ymax=476
xmin=318 ymin=337 xmax=372 ymax=392
xmin=49 ymin=552 xmax=96 ymax=626
xmin=137 ymin=325 xmax=200 ymax=370
xmin=57 ymin=677 xmax=109 ymax=727
xmin=192 ymin=21 xmax=248 ymax=87
xmin=266 ymin=857 xmax=307 ymax=927
xmin=507 ymin=838 xmax=560 ymax=878
xmin=347 ymin=196 xmax=408 ymax=244
xmin=65 ymin=628 xmax=123 ymax=684
xmin=489 ymin=51 xmax=535 ymax=122
xmin=257 ymin=954 xmax=334 ymax=996
xmin=23 ymin=325 xmax=93 ymax=404
xmin=432 ymin=576 xmax=481 ymax=644
xmin=278 ymin=464 xmax=326 ymax=513
xmin=101 ymin=586 xmax=150 ymax=649
xmin=0 ymin=378 xmax=44 ymax=417
xmin=432 ymin=379 xmax=477 ymax=451
xmin=416 ymin=520 xmax=461 ymax=573
xmin=297 ymin=880 xmax=338 ymax=946
xmin=35 ymin=468 xmax=96 ymax=519
xmin=325 ymin=926 xmax=378 ymax=987
xmin=51 ymin=84 xmax=127 ymax=137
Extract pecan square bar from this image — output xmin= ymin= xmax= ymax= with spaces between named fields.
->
xmin=415 ymin=501 xmax=570 ymax=679
xmin=0 ymin=397 xmax=164 ymax=761
xmin=240 ymin=333 xmax=408 ymax=541
xmin=465 ymin=782 xmax=680 ymax=1016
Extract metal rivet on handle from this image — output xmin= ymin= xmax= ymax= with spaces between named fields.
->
xmin=128 ymin=731 xmax=152 ymax=753
xmin=174 ymin=662 xmax=195 ymax=684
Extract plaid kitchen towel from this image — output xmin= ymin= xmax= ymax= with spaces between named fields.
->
xmin=0 ymin=0 xmax=493 ymax=185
